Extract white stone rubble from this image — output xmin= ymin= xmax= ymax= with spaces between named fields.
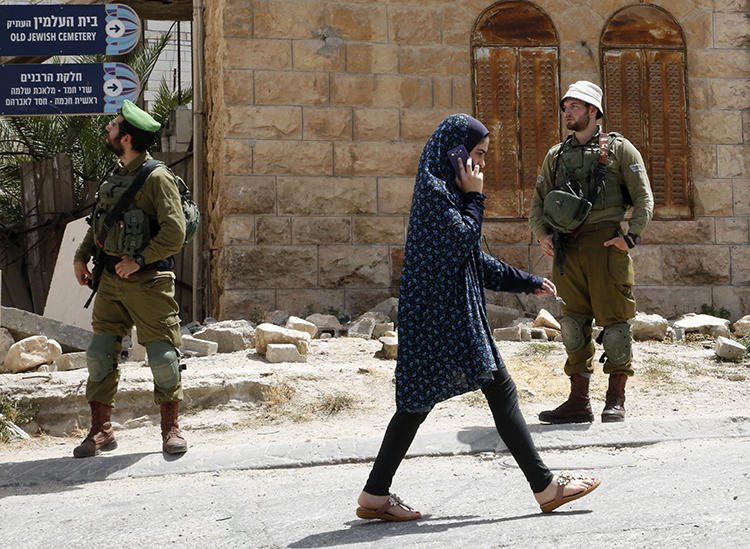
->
xmin=1 ymin=335 xmax=62 ymax=373
xmin=265 ymin=310 xmax=290 ymax=326
xmin=180 ymin=334 xmax=219 ymax=356
xmin=673 ymin=314 xmax=731 ymax=338
xmin=714 ymin=336 xmax=746 ymax=361
xmin=372 ymin=322 xmax=394 ymax=339
xmin=266 ymin=343 xmax=307 ymax=363
xmin=732 ymin=315 xmax=750 ymax=338
xmin=254 ymin=323 xmax=311 ymax=356
xmin=369 ymin=297 xmax=399 ymax=325
xmin=533 ymin=309 xmax=561 ymax=331
xmin=346 ymin=311 xmax=390 ymax=339
xmin=493 ymin=326 xmax=522 ymax=341
xmin=378 ymin=336 xmax=398 ymax=359
xmin=304 ymin=314 xmax=343 ymax=337
xmin=285 ymin=316 xmax=318 ymax=338
xmin=0 ymin=327 xmax=14 ymax=365
xmin=51 ymin=351 xmax=87 ymax=371
xmin=630 ymin=312 xmax=669 ymax=341
xmin=486 ymin=304 xmax=523 ymax=329
xmin=193 ymin=320 xmax=256 ymax=353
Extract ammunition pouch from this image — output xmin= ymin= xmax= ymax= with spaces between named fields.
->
xmin=543 ymin=190 xmax=592 ymax=234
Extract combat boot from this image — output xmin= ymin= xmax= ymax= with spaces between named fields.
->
xmin=160 ymin=401 xmax=188 ymax=454
xmin=73 ymin=401 xmax=117 ymax=458
xmin=601 ymin=373 xmax=627 ymax=422
xmin=538 ymin=373 xmax=594 ymax=424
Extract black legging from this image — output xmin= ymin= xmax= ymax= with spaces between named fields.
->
xmin=364 ymin=367 xmax=554 ymax=495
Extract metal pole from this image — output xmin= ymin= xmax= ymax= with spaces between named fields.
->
xmin=191 ymin=0 xmax=205 ymax=322
xmin=176 ymin=21 xmax=182 ymax=104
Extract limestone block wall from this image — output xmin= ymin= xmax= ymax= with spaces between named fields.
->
xmin=203 ymin=0 xmax=749 ymax=321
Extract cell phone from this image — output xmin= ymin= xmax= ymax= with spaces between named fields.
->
xmin=447 ymin=144 xmax=470 ymax=174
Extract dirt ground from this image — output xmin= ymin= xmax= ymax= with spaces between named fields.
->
xmin=1 ymin=335 xmax=748 ymax=461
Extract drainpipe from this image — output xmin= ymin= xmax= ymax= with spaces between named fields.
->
xmin=191 ymin=0 xmax=205 ymax=322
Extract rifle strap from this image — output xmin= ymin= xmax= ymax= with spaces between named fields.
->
xmin=94 ymin=159 xmax=161 ymax=250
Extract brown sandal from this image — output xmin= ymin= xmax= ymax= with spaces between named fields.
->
xmin=540 ymin=472 xmax=601 ymax=513
xmin=356 ymin=493 xmax=421 ymax=522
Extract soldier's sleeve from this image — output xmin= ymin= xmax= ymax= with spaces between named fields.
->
xmin=139 ymin=167 xmax=186 ymax=264
xmin=74 ymin=225 xmax=95 ymax=263
xmin=618 ymin=139 xmax=654 ymax=236
xmin=529 ymin=149 xmax=555 ymax=240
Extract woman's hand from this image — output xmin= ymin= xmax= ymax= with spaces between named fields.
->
xmin=534 ymin=277 xmax=556 ymax=297
xmin=455 ymin=156 xmax=484 ymax=194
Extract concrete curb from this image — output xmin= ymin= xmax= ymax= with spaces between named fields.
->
xmin=1 ymin=415 xmax=748 ymax=488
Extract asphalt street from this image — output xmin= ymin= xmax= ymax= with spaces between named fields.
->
xmin=0 ymin=419 xmax=748 ymax=548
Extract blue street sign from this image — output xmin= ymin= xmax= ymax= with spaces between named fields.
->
xmin=0 ymin=4 xmax=140 ymax=56
xmin=0 ymin=63 xmax=139 ymax=115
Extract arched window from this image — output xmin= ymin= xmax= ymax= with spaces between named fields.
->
xmin=601 ymin=5 xmax=692 ymax=219
xmin=472 ymin=1 xmax=559 ymax=219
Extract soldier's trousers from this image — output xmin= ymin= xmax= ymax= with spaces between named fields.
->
xmin=552 ymin=222 xmax=636 ymax=377
xmin=86 ymin=268 xmax=183 ymax=406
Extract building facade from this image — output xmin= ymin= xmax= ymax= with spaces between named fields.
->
xmin=201 ymin=0 xmax=749 ymax=321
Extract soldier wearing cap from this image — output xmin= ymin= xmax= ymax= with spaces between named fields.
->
xmin=529 ymin=81 xmax=654 ymax=424
xmin=72 ymin=99 xmax=188 ymax=457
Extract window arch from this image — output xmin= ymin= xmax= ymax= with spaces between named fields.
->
xmin=472 ymin=1 xmax=560 ymax=219
xmin=600 ymin=4 xmax=692 ymax=219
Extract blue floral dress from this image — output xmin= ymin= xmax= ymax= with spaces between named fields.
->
xmin=396 ymin=114 xmax=542 ymax=412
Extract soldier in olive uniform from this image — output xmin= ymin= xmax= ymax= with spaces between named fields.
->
xmin=529 ymin=81 xmax=654 ymax=423
xmin=73 ymin=100 xmax=188 ymax=456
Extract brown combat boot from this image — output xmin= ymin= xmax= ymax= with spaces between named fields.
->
xmin=538 ymin=373 xmax=595 ymax=424
xmin=73 ymin=401 xmax=117 ymax=458
xmin=160 ymin=401 xmax=188 ymax=454
xmin=601 ymin=373 xmax=627 ymax=422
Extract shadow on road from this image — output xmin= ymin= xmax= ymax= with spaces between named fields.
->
xmin=0 ymin=450 xmax=174 ymax=495
xmin=289 ymin=510 xmax=592 ymax=547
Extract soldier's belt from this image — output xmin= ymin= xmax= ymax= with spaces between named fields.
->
xmin=576 ymin=221 xmax=620 ymax=234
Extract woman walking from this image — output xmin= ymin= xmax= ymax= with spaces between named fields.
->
xmin=356 ymin=114 xmax=600 ymax=521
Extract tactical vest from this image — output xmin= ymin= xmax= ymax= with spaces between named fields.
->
xmin=552 ymin=132 xmax=629 ymax=212
xmin=91 ymin=171 xmax=153 ymax=257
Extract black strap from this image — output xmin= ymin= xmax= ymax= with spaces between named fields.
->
xmin=93 ymin=159 xmax=161 ymax=249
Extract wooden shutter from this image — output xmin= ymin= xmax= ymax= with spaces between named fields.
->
xmin=645 ymin=50 xmax=689 ymax=217
xmin=603 ymin=49 xmax=690 ymax=219
xmin=601 ymin=5 xmax=691 ymax=219
xmin=602 ymin=50 xmax=647 ymax=157
xmin=518 ymin=48 xmax=559 ymax=216
xmin=474 ymin=46 xmax=559 ymax=218
xmin=474 ymin=46 xmax=519 ymax=218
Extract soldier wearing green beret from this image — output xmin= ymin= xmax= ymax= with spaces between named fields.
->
xmin=72 ymin=99 xmax=188 ymax=457
xmin=529 ymin=81 xmax=654 ymax=424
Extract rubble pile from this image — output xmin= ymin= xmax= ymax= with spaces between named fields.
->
xmin=1 ymin=302 xmax=748 ymax=378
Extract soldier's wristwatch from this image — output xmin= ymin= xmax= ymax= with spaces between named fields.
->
xmin=133 ymin=254 xmax=146 ymax=267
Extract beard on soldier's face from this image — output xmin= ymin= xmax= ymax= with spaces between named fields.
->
xmin=566 ymin=111 xmax=591 ymax=132
xmin=105 ymin=135 xmax=125 ymax=156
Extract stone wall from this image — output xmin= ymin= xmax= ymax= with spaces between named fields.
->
xmin=203 ymin=0 xmax=749 ymax=321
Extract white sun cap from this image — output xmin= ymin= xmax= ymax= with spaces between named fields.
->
xmin=560 ymin=80 xmax=604 ymax=119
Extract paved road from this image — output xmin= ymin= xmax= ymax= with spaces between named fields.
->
xmin=1 ymin=426 xmax=748 ymax=548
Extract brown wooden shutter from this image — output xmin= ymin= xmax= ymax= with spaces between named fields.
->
xmin=471 ymin=1 xmax=559 ymax=220
xmin=474 ymin=47 xmax=559 ymax=218
xmin=474 ymin=46 xmax=520 ymax=218
xmin=602 ymin=50 xmax=647 ymax=158
xmin=601 ymin=5 xmax=691 ymax=219
xmin=518 ymin=48 xmax=559 ymax=217
xmin=645 ymin=50 xmax=690 ymax=217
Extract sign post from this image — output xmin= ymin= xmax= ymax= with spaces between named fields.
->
xmin=0 ymin=3 xmax=141 ymax=56
xmin=0 ymin=4 xmax=142 ymax=115
xmin=0 ymin=62 xmax=139 ymax=115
